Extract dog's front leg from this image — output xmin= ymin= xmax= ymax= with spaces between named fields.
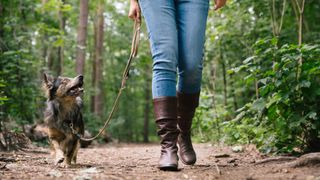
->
xmin=59 ymin=135 xmax=78 ymax=168
xmin=51 ymin=139 xmax=65 ymax=165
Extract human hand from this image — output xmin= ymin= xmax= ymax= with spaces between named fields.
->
xmin=214 ymin=0 xmax=227 ymax=10
xmin=128 ymin=0 xmax=141 ymax=22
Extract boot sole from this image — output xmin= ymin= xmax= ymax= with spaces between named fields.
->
xmin=159 ymin=164 xmax=178 ymax=171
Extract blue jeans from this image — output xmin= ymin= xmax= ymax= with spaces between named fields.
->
xmin=139 ymin=0 xmax=209 ymax=98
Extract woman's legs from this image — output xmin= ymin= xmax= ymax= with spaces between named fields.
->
xmin=176 ymin=0 xmax=209 ymax=165
xmin=176 ymin=0 xmax=209 ymax=94
xmin=139 ymin=0 xmax=179 ymax=171
xmin=140 ymin=0 xmax=209 ymax=113
xmin=139 ymin=0 xmax=178 ymax=98
xmin=140 ymin=0 xmax=209 ymax=169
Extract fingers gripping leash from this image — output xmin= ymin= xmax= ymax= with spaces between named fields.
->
xmin=69 ymin=20 xmax=141 ymax=142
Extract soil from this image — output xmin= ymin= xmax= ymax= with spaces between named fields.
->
xmin=1 ymin=143 xmax=319 ymax=180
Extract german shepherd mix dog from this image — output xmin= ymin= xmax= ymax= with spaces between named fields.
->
xmin=43 ymin=73 xmax=84 ymax=167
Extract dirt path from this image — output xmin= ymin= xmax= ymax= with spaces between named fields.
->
xmin=1 ymin=143 xmax=319 ymax=179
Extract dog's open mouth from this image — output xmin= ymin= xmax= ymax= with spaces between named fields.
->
xmin=68 ymin=82 xmax=84 ymax=96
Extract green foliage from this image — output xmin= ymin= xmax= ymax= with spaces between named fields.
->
xmin=0 ymin=50 xmax=41 ymax=126
xmin=0 ymin=79 xmax=8 ymax=106
xmin=224 ymin=40 xmax=320 ymax=153
xmin=195 ymin=0 xmax=320 ymax=154
xmin=0 ymin=0 xmax=43 ymax=130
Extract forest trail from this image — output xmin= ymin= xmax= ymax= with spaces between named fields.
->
xmin=1 ymin=143 xmax=319 ymax=180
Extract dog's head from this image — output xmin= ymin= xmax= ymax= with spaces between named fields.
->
xmin=43 ymin=73 xmax=84 ymax=101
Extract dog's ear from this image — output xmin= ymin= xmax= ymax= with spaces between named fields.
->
xmin=43 ymin=73 xmax=53 ymax=89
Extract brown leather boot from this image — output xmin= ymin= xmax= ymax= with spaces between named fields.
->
xmin=177 ymin=91 xmax=200 ymax=165
xmin=153 ymin=97 xmax=179 ymax=171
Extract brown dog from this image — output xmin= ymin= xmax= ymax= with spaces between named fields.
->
xmin=43 ymin=73 xmax=84 ymax=167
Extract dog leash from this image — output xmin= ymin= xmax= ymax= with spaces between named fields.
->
xmin=70 ymin=19 xmax=141 ymax=142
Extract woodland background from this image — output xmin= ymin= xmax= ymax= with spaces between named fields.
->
xmin=0 ymin=0 xmax=319 ymax=154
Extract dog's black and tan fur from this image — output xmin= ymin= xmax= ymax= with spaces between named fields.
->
xmin=43 ymin=73 xmax=84 ymax=167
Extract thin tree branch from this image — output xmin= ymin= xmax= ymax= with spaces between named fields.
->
xmin=295 ymin=0 xmax=302 ymax=12
xmin=278 ymin=0 xmax=287 ymax=34
xmin=271 ymin=0 xmax=277 ymax=36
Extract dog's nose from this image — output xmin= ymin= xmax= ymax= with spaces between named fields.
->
xmin=78 ymin=75 xmax=83 ymax=80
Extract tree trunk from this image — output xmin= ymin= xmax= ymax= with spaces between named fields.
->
xmin=220 ymin=55 xmax=228 ymax=107
xmin=270 ymin=0 xmax=286 ymax=75
xmin=91 ymin=1 xmax=104 ymax=117
xmin=42 ymin=0 xmax=54 ymax=73
xmin=57 ymin=0 xmax=66 ymax=75
xmin=230 ymin=74 xmax=238 ymax=111
xmin=90 ymin=20 xmax=96 ymax=113
xmin=210 ymin=59 xmax=217 ymax=110
xmin=0 ymin=2 xmax=3 ymax=39
xmin=47 ymin=47 xmax=55 ymax=73
xmin=41 ymin=0 xmax=48 ymax=73
xmin=41 ymin=37 xmax=47 ymax=68
xmin=293 ymin=0 xmax=305 ymax=80
xmin=222 ymin=62 xmax=227 ymax=107
xmin=143 ymin=64 xmax=152 ymax=143
xmin=75 ymin=0 xmax=89 ymax=75
xmin=210 ymin=58 xmax=221 ymax=140
xmin=297 ymin=0 xmax=305 ymax=47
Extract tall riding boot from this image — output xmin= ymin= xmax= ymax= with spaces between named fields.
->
xmin=177 ymin=92 xmax=200 ymax=165
xmin=153 ymin=97 xmax=179 ymax=171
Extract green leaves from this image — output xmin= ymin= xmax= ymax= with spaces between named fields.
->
xmin=0 ymin=80 xmax=8 ymax=106
xmin=225 ymin=39 xmax=320 ymax=153
xmin=243 ymin=56 xmax=256 ymax=64
xmin=299 ymin=80 xmax=311 ymax=88
xmin=251 ymin=98 xmax=266 ymax=111
xmin=42 ymin=0 xmax=72 ymax=12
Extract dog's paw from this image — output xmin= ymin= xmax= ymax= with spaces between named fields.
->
xmin=72 ymin=157 xmax=77 ymax=164
xmin=54 ymin=149 xmax=65 ymax=165
xmin=60 ymin=161 xmax=72 ymax=168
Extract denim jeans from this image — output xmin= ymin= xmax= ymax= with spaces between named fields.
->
xmin=139 ymin=0 xmax=210 ymax=98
